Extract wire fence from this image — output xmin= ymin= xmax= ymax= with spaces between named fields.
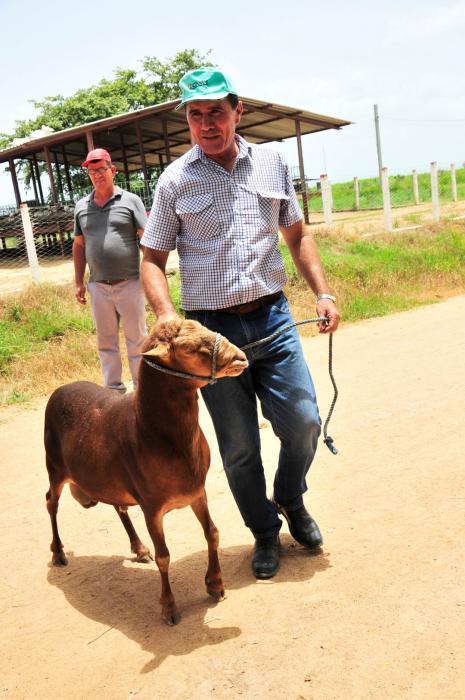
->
xmin=292 ymin=165 xmax=465 ymax=214
xmin=0 ymin=205 xmax=74 ymax=261
xmin=1 ymin=163 xmax=464 ymax=292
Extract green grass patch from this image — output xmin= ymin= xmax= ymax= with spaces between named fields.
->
xmin=0 ymin=284 xmax=95 ymax=373
xmin=3 ymin=389 xmax=31 ymax=405
xmin=342 ymin=292 xmax=431 ymax=323
xmin=282 ymin=222 xmax=465 ymax=322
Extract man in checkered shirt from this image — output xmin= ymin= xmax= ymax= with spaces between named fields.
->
xmin=141 ymin=68 xmax=340 ymax=579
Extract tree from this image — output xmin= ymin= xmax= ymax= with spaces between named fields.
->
xmin=0 ymin=49 xmax=214 ymax=197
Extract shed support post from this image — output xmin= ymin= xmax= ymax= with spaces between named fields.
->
xmin=135 ymin=121 xmax=149 ymax=181
xmin=86 ymin=132 xmax=95 ymax=151
xmin=33 ymin=154 xmax=45 ymax=204
xmin=119 ymin=132 xmax=131 ymax=191
xmin=62 ymin=146 xmax=73 ymax=197
xmin=44 ymin=146 xmax=58 ymax=204
xmin=29 ymin=159 xmax=39 ymax=204
xmin=295 ymin=120 xmax=309 ymax=224
xmin=8 ymin=158 xmax=21 ymax=207
xmin=162 ymin=120 xmax=172 ymax=165
xmin=53 ymin=152 xmax=65 ymax=202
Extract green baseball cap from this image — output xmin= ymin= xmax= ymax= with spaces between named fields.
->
xmin=176 ymin=68 xmax=238 ymax=110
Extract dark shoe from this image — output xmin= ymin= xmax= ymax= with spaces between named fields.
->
xmin=251 ymin=535 xmax=280 ymax=579
xmin=273 ymin=501 xmax=323 ymax=548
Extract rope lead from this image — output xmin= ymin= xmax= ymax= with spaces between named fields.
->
xmin=241 ymin=317 xmax=339 ymax=456
xmin=322 ymin=332 xmax=338 ymax=454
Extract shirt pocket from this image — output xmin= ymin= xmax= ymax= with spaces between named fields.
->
xmin=241 ymin=188 xmax=289 ymax=232
xmin=175 ymin=193 xmax=221 ymax=239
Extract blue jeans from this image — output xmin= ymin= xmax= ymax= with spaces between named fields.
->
xmin=186 ymin=293 xmax=321 ymax=538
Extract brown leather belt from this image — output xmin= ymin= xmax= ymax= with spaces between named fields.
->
xmin=97 ymin=278 xmax=128 ymax=285
xmin=218 ymin=291 xmax=282 ymax=315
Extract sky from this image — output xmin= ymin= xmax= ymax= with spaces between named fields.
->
xmin=1 ymin=0 xmax=464 ymax=204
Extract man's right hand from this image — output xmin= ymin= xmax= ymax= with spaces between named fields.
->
xmin=75 ymin=283 xmax=87 ymax=305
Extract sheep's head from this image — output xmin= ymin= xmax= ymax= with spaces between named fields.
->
xmin=143 ymin=319 xmax=248 ymax=382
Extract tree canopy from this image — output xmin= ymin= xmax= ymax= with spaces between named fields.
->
xmin=0 ymin=49 xmax=213 ymax=149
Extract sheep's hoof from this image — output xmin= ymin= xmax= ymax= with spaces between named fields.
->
xmin=52 ymin=551 xmax=68 ymax=567
xmin=163 ymin=609 xmax=181 ymax=626
xmin=136 ymin=554 xmax=153 ymax=564
xmin=134 ymin=548 xmax=153 ymax=564
xmin=206 ymin=577 xmax=225 ymax=601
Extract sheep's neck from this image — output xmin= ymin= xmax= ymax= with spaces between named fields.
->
xmin=135 ymin=364 xmax=202 ymax=440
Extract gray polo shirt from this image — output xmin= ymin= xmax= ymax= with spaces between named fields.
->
xmin=74 ymin=187 xmax=147 ymax=282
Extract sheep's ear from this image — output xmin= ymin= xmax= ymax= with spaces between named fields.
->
xmin=143 ymin=342 xmax=170 ymax=359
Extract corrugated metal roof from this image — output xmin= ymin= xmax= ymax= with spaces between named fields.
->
xmin=0 ymin=96 xmax=351 ymax=170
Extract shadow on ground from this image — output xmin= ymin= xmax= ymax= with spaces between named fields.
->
xmin=47 ymin=539 xmax=330 ymax=673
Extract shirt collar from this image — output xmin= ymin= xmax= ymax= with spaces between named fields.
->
xmin=185 ymin=134 xmax=252 ymax=167
xmin=88 ymin=185 xmax=123 ymax=203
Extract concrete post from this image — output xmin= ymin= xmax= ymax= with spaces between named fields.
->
xmin=320 ymin=174 xmax=333 ymax=227
xmin=451 ymin=164 xmax=457 ymax=202
xmin=430 ymin=162 xmax=440 ymax=222
xmin=381 ymin=167 xmax=392 ymax=232
xmin=353 ymin=177 xmax=360 ymax=210
xmin=20 ymin=204 xmax=41 ymax=282
xmin=412 ymin=169 xmax=420 ymax=205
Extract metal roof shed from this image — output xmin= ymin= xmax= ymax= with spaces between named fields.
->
xmin=0 ymin=96 xmax=350 ymax=222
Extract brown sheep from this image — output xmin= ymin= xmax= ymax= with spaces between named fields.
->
xmin=44 ymin=318 xmax=248 ymax=625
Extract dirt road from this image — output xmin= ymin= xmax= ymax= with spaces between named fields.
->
xmin=1 ymin=296 xmax=464 ymax=699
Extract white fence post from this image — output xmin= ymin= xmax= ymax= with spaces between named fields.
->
xmin=430 ymin=162 xmax=440 ymax=222
xmin=412 ymin=169 xmax=420 ymax=205
xmin=381 ymin=167 xmax=392 ymax=231
xmin=320 ymin=174 xmax=333 ymax=226
xmin=450 ymin=163 xmax=457 ymax=202
xmin=353 ymin=177 xmax=360 ymax=210
xmin=19 ymin=204 xmax=41 ymax=282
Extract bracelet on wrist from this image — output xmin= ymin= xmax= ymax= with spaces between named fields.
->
xmin=317 ymin=293 xmax=337 ymax=303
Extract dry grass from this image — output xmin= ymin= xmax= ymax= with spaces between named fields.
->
xmin=0 ymin=332 xmax=101 ymax=403
xmin=0 ymin=282 xmax=149 ymax=405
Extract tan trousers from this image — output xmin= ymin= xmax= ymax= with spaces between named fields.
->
xmin=87 ymin=279 xmax=147 ymax=391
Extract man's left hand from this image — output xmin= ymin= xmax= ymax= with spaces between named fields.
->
xmin=316 ymin=299 xmax=340 ymax=333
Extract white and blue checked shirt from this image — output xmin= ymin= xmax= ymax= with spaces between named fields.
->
xmin=141 ymin=135 xmax=303 ymax=310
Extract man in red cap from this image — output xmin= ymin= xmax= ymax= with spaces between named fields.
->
xmin=73 ymin=148 xmax=147 ymax=392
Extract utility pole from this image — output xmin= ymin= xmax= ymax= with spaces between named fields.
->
xmin=374 ymin=104 xmax=383 ymax=185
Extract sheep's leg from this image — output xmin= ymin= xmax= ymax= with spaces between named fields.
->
xmin=114 ymin=506 xmax=153 ymax=563
xmin=46 ymin=478 xmax=68 ymax=566
xmin=191 ymin=491 xmax=225 ymax=601
xmin=143 ymin=510 xmax=180 ymax=625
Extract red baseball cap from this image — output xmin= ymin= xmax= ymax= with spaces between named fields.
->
xmin=82 ymin=148 xmax=112 ymax=167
